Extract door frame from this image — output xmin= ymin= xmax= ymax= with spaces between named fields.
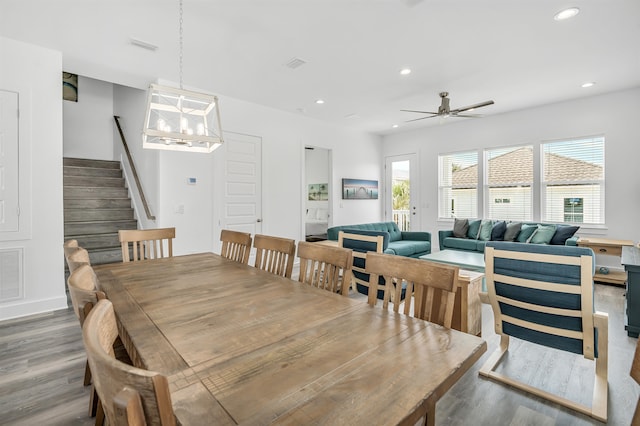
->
xmin=301 ymin=145 xmax=333 ymax=242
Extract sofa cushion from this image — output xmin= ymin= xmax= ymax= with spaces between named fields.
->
xmin=467 ymin=219 xmax=482 ymax=239
xmin=478 ymin=220 xmax=493 ymax=241
xmin=386 ymin=240 xmax=431 ymax=257
xmin=550 ymin=225 xmax=580 ymax=245
xmin=491 ymin=220 xmax=507 ymax=241
xmin=516 ymin=224 xmax=537 ymax=243
xmin=504 ymin=222 xmax=522 ymax=241
xmin=453 ymin=218 xmax=469 ymax=238
xmin=443 ymin=237 xmax=479 ymax=251
xmin=529 ymin=224 xmax=557 ymax=244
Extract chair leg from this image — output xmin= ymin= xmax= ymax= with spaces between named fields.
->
xmin=89 ymin=384 xmax=99 ymax=416
xmin=94 ymin=400 xmax=105 ymax=426
xmin=591 ymin=312 xmax=609 ymax=423
xmin=479 ymin=334 xmax=509 ymax=377
xmin=83 ymin=360 xmax=92 ymax=386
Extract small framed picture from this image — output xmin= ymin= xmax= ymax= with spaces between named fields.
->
xmin=342 ymin=178 xmax=378 ymax=200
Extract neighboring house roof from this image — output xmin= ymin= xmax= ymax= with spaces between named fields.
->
xmin=452 ymin=147 xmax=603 ymax=187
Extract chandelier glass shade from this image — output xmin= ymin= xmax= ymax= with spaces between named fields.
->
xmin=142 ymin=84 xmax=223 ymax=153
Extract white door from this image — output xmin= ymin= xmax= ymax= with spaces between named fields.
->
xmin=385 ymin=154 xmax=419 ymax=231
xmin=215 ymin=132 xmax=262 ymax=259
xmin=0 ymin=90 xmax=19 ymax=232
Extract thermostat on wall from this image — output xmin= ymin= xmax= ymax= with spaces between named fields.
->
xmin=187 ymin=177 xmax=197 ymax=185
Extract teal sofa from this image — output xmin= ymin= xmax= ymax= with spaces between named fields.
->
xmin=327 ymin=222 xmax=431 ymax=258
xmin=439 ymin=219 xmax=579 ymax=253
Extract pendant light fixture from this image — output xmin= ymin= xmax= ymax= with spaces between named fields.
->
xmin=142 ymin=0 xmax=223 ymax=153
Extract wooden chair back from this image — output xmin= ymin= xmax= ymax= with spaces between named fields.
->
xmin=338 ymin=230 xmax=385 ymax=305
xmin=68 ymin=264 xmax=105 ymax=324
xmin=480 ymin=241 xmax=608 ymax=422
xmin=297 ymin=241 xmax=353 ymax=295
xmin=83 ymin=299 xmax=176 ymax=426
xmin=64 ymin=239 xmax=79 ymax=258
xmin=365 ymin=252 xmax=458 ymax=326
xmin=67 ymin=247 xmax=91 ymax=273
xmin=253 ymin=234 xmax=296 ymax=278
xmin=220 ymin=229 xmax=252 ymax=264
xmin=119 ymin=228 xmax=175 ymax=262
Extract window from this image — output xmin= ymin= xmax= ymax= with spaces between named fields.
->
xmin=542 ymin=136 xmax=604 ymax=224
xmin=485 ymin=146 xmax=533 ymax=221
xmin=438 ymin=151 xmax=478 ymax=219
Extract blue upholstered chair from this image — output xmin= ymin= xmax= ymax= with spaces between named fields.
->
xmin=480 ymin=242 xmax=608 ymax=422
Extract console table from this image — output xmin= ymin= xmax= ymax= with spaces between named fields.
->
xmin=577 ymin=237 xmax=634 ymax=285
xmin=622 ymin=246 xmax=640 ymax=337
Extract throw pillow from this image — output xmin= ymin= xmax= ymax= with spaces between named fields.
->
xmin=550 ymin=225 xmax=580 ymax=245
xmin=516 ymin=224 xmax=537 ymax=243
xmin=467 ymin=219 xmax=482 ymax=239
xmin=490 ymin=221 xmax=507 ymax=241
xmin=503 ymin=222 xmax=522 ymax=242
xmin=529 ymin=224 xmax=557 ymax=244
xmin=478 ymin=220 xmax=493 ymax=241
xmin=453 ymin=218 xmax=469 ymax=238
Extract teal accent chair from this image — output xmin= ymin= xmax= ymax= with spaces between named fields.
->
xmin=480 ymin=242 xmax=608 ymax=422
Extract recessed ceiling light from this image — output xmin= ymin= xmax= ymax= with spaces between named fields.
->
xmin=315 ymin=99 xmax=325 ymax=104
xmin=400 ymin=69 xmax=412 ymax=76
xmin=581 ymin=82 xmax=595 ymax=88
xmin=554 ymin=7 xmax=580 ymax=21
xmin=392 ymin=124 xmax=399 ymax=128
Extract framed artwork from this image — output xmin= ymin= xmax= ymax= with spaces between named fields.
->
xmin=62 ymin=72 xmax=78 ymax=102
xmin=308 ymin=183 xmax=328 ymax=201
xmin=342 ymin=178 xmax=378 ymax=200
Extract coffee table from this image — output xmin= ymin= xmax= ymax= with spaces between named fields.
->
xmin=420 ymin=250 xmax=486 ymax=336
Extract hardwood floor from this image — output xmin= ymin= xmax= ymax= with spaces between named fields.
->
xmin=0 ymin=283 xmax=637 ymax=425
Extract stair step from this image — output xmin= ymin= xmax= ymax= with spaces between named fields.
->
xmin=65 ymin=220 xmax=138 ymax=236
xmin=65 ymin=233 xmax=121 ymax=250
xmin=65 ymin=208 xmax=135 ymax=222
xmin=64 ymin=187 xmax=129 ymax=199
xmin=64 ymin=176 xmax=126 ymax=188
xmin=64 ymin=198 xmax=132 ymax=209
xmin=63 ymin=165 xmax=122 ymax=178
xmin=64 ymin=157 xmax=121 ymax=169
xmin=88 ymin=247 xmax=123 ymax=265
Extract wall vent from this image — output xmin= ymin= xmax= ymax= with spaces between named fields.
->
xmin=284 ymin=57 xmax=307 ymax=70
xmin=0 ymin=248 xmax=23 ymax=302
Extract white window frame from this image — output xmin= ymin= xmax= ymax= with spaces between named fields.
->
xmin=541 ymin=136 xmax=605 ymax=225
xmin=438 ymin=150 xmax=479 ymax=220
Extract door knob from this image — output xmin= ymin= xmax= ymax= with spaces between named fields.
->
xmin=256 ymin=219 xmax=262 ymax=223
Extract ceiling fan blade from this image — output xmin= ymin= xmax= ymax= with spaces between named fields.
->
xmin=404 ymin=115 xmax=438 ymax=123
xmin=401 ymin=109 xmax=439 ymax=114
xmin=451 ymin=113 xmax=483 ymax=118
xmin=452 ymin=100 xmax=494 ymax=113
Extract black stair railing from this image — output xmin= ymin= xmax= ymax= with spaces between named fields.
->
xmin=113 ymin=116 xmax=156 ymax=221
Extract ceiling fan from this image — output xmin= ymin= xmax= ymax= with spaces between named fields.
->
xmin=402 ymin=92 xmax=494 ymax=122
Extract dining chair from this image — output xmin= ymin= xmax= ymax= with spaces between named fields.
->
xmin=365 ymin=251 xmax=459 ymax=425
xmin=297 ymin=241 xmax=353 ymax=295
xmin=480 ymin=242 xmax=608 ymax=422
xmin=220 ymin=229 xmax=253 ymax=264
xmin=631 ymin=339 xmax=640 ymax=424
xmin=338 ymin=230 xmax=394 ymax=305
xmin=67 ymin=247 xmax=91 ymax=274
xmin=365 ymin=252 xmax=459 ymax=324
xmin=83 ymin=299 xmax=177 ymax=426
xmin=253 ymin=234 xmax=296 ymax=278
xmin=119 ymin=227 xmax=175 ymax=262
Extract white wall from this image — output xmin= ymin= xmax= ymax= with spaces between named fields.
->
xmin=0 ymin=37 xmax=65 ymax=320
xmin=112 ymin=86 xmax=382 ymax=256
xmin=382 ymin=87 xmax=640 ymax=248
xmin=63 ymin=76 xmax=114 ymax=160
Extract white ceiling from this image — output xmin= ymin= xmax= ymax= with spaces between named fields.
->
xmin=2 ymin=0 xmax=639 ymax=135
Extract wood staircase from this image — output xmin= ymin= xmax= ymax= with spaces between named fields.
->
xmin=63 ymin=157 xmax=137 ymax=265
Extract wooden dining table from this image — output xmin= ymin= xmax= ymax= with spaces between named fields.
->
xmin=93 ymin=252 xmax=486 ymax=425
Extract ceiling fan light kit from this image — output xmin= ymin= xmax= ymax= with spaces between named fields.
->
xmin=401 ymin=91 xmax=494 ymax=122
